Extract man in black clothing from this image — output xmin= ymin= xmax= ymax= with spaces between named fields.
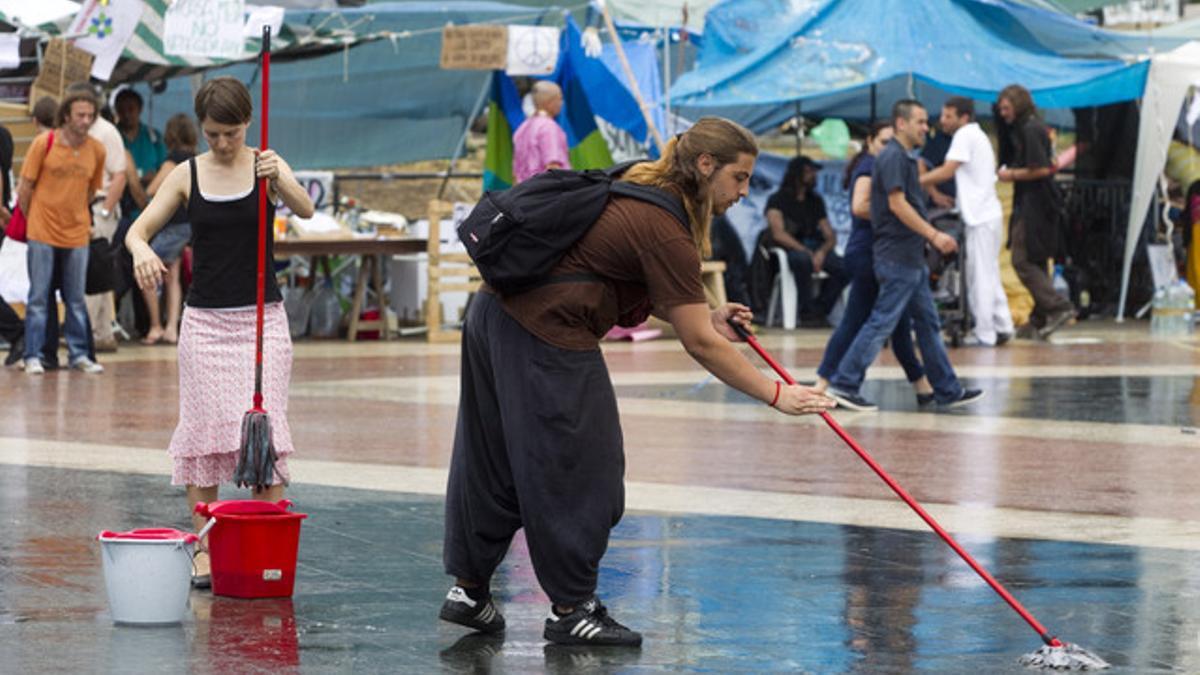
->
xmin=764 ymin=155 xmax=848 ymax=324
xmin=996 ymin=84 xmax=1075 ymax=339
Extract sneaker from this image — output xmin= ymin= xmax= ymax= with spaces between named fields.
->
xmin=916 ymin=393 xmax=935 ymax=406
xmin=70 ymin=357 xmax=104 ymax=374
xmin=995 ymin=332 xmax=1013 ymax=346
xmin=941 ymin=389 xmax=985 ymax=409
xmin=826 ymin=388 xmax=878 ymax=412
xmin=439 ymin=586 xmax=505 ymax=633
xmin=543 ymin=597 xmax=642 ymax=647
xmin=1038 ymin=309 xmax=1075 ymax=339
xmin=4 ymin=336 xmax=23 ymax=368
xmin=24 ymin=358 xmax=44 ymax=375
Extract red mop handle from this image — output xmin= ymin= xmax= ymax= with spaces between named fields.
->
xmin=253 ymin=26 xmax=271 ymax=410
xmin=727 ymin=319 xmax=1062 ymax=648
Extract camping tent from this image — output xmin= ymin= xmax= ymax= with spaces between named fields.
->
xmin=112 ymin=2 xmax=558 ymax=169
xmin=670 ymin=0 xmax=1200 ymax=320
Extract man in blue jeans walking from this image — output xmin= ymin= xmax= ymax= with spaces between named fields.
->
xmin=826 ymin=100 xmax=983 ymax=412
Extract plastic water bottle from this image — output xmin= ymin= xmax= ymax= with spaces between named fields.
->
xmin=1151 ymin=286 xmax=1169 ymax=336
xmin=1052 ymin=264 xmax=1070 ymax=301
xmin=1177 ymin=280 xmax=1195 ymax=335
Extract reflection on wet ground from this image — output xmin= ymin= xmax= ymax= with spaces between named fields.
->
xmin=1 ymin=465 xmax=1197 ymax=673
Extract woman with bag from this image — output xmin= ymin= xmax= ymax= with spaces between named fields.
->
xmin=18 ymin=89 xmax=106 ymax=374
xmin=125 ymin=77 xmax=313 ymax=586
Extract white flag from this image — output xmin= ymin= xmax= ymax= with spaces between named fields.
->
xmin=164 ymin=0 xmax=247 ymax=61
xmin=67 ymin=0 xmax=144 ymax=81
xmin=506 ymin=25 xmax=559 ymax=77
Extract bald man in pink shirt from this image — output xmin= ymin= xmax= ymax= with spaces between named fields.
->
xmin=513 ymin=81 xmax=571 ymax=183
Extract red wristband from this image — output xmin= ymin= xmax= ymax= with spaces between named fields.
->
xmin=768 ymin=381 xmax=781 ymax=408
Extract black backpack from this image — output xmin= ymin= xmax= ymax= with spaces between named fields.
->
xmin=457 ymin=163 xmax=690 ymax=294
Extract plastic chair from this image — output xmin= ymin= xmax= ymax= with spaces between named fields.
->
xmin=765 ymin=247 xmax=830 ymax=329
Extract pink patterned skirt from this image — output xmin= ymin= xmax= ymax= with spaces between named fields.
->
xmin=169 ymin=303 xmax=294 ymax=487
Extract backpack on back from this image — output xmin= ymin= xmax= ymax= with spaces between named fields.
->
xmin=457 ymin=163 xmax=689 ymax=294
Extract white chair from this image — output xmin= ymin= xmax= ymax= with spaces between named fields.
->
xmin=765 ymin=247 xmax=830 ymax=329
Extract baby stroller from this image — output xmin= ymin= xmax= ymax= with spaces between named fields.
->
xmin=926 ymin=208 xmax=971 ymax=347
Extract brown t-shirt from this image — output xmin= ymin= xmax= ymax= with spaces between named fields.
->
xmin=499 ymin=195 xmax=708 ymax=350
xmin=21 ymin=131 xmax=105 ymax=249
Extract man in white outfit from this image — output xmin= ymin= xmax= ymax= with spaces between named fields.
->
xmin=921 ymin=97 xmax=1014 ymax=346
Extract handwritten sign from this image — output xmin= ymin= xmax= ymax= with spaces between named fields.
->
xmin=30 ymin=38 xmax=94 ymax=109
xmin=164 ymin=0 xmax=246 ymax=60
xmin=440 ymin=25 xmax=508 ymax=71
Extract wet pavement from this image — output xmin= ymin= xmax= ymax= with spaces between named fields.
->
xmin=1 ymin=464 xmax=1197 ymax=673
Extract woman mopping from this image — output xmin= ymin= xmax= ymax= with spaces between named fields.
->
xmin=441 ymin=118 xmax=835 ymax=646
xmin=126 ymin=77 xmax=313 ymax=587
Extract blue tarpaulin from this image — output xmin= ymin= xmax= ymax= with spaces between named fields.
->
xmin=670 ymin=0 xmax=1176 ymax=131
xmin=132 ymin=2 xmax=556 ymax=170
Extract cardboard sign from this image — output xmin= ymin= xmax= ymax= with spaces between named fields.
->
xmin=29 ymin=38 xmax=94 ymax=110
xmin=164 ymin=0 xmax=246 ymax=60
xmin=440 ymin=25 xmax=508 ymax=71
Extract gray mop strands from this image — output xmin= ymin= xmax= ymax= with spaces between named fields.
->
xmin=1019 ymin=641 xmax=1111 ymax=670
xmin=235 ymin=410 xmax=285 ymax=491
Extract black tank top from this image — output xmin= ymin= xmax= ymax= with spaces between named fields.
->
xmin=185 ymin=157 xmax=281 ymax=308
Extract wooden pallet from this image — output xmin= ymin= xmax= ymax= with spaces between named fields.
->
xmin=425 ymin=199 xmax=481 ymax=343
xmin=0 ymin=102 xmax=37 ymax=175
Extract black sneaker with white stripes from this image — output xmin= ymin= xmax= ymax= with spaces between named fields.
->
xmin=439 ymin=586 xmax=506 ymax=633
xmin=543 ymin=596 xmax=642 ymax=647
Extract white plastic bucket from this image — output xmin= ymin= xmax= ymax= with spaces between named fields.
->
xmin=98 ymin=529 xmax=196 ymax=625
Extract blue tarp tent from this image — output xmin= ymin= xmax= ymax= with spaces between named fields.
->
xmin=669 ymin=0 xmax=1182 ymax=131
xmin=131 ymin=2 xmax=557 ymax=170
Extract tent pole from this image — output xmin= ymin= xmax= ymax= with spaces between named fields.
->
xmin=870 ymin=84 xmax=877 ymax=125
xmin=795 ymin=100 xmax=803 ymax=155
xmin=598 ymin=0 xmax=665 ymax=153
xmin=439 ymin=74 xmax=491 ymax=199
xmin=663 ymin=26 xmax=671 ymax=137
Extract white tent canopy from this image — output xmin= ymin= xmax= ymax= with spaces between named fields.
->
xmin=1118 ymin=40 xmax=1200 ymax=320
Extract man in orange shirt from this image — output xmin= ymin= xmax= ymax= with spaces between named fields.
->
xmin=18 ymin=87 xmax=106 ymax=374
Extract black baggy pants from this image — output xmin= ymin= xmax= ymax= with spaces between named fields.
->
xmin=443 ymin=292 xmax=625 ymax=606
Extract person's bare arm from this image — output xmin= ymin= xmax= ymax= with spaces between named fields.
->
xmin=920 ymin=160 xmax=960 ymax=187
xmin=257 ymin=150 xmax=314 ymax=218
xmin=103 ymin=169 xmax=126 ymax=214
xmin=125 ymin=151 xmax=148 ymax=210
xmin=766 ymin=208 xmax=806 ymax=252
xmin=887 ymin=189 xmax=956 ymax=255
xmin=145 ymin=159 xmax=177 ymax=197
xmin=851 ymin=175 xmax=871 ymax=219
xmin=127 ymin=163 xmax=189 ymax=291
xmin=666 ymin=302 xmax=835 ymax=416
xmin=998 ymin=165 xmax=1055 ymax=182
xmin=16 ymin=177 xmax=32 ymax=215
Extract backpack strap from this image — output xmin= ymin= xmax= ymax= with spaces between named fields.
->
xmin=604 ymin=160 xmax=691 ymax=233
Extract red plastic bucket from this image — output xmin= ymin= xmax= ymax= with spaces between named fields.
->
xmin=194 ymin=499 xmax=307 ymax=599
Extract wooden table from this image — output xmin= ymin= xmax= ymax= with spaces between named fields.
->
xmin=275 ymin=236 xmax=426 ymax=340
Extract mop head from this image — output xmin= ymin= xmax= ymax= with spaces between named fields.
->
xmin=235 ymin=409 xmax=285 ymax=491
xmin=1019 ymin=642 xmax=1110 ymax=670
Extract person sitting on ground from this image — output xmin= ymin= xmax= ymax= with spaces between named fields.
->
xmin=815 ymin=121 xmax=934 ymax=404
xmin=764 ymin=155 xmax=849 ymax=326
xmin=139 ymin=113 xmax=198 ymax=345
xmin=824 ymin=99 xmax=983 ymax=412
xmin=440 ymin=118 xmax=835 ymax=647
xmin=512 ymin=81 xmax=571 ymax=184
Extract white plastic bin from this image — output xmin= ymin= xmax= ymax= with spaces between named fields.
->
xmin=98 ymin=528 xmax=197 ymax=625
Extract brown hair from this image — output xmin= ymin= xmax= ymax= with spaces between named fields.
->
xmin=194 ymin=76 xmax=253 ymax=125
xmin=55 ymin=88 xmax=98 ymax=127
xmin=999 ymin=84 xmax=1035 ymax=122
xmin=943 ymin=96 xmax=975 ymax=120
xmin=843 ymin=120 xmax=892 ymax=190
xmin=31 ymin=96 xmax=57 ymax=129
xmin=621 ymin=117 xmax=758 ymax=257
xmin=163 ymin=113 xmax=198 ymax=152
